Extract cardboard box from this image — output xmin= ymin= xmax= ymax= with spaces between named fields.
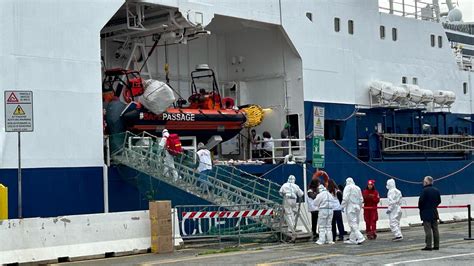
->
xmin=151 ymin=235 xmax=173 ymax=253
xmin=151 ymin=220 xmax=173 ymax=236
xmin=149 ymin=201 xmax=171 ymax=220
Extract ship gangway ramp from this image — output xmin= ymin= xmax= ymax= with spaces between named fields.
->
xmin=109 ymin=131 xmax=311 ymax=242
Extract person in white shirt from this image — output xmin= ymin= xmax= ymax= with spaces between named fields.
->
xmin=196 ymin=142 xmax=212 ymax=194
xmin=262 ymin=131 xmax=274 ymax=163
xmin=329 ymin=179 xmax=345 ymax=241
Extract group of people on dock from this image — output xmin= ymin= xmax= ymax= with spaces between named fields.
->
xmin=280 ymin=171 xmax=441 ymax=250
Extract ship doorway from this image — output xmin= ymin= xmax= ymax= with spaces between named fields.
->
xmin=100 ymin=2 xmax=304 ymax=161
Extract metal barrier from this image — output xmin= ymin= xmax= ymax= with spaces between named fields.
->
xmin=250 ymin=138 xmax=306 ymax=163
xmin=379 ymin=0 xmax=438 ymax=21
xmin=364 ymin=204 xmax=474 ymax=240
xmin=381 ymin=134 xmax=474 ymax=153
xmin=175 ymin=203 xmax=284 ymax=246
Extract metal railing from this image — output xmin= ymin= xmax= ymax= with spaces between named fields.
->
xmin=109 ymin=131 xmax=313 ymax=240
xmin=110 ymin=132 xmax=283 ymax=205
xmin=175 ymin=203 xmax=283 ymax=245
xmin=379 ymin=0 xmax=439 ymax=21
xmin=250 ymin=138 xmax=306 ymax=164
xmin=454 ymin=51 xmax=473 ymax=72
xmin=381 ymin=133 xmax=474 ymax=152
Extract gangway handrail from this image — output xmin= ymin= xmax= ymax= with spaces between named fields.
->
xmin=110 ymin=131 xmax=283 ymax=204
xmin=114 ymin=145 xmax=278 ymax=204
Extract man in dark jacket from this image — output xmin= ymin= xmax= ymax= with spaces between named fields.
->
xmin=418 ymin=176 xmax=441 ymax=251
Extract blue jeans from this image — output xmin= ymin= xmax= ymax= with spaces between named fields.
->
xmin=198 ymin=170 xmax=211 ymax=188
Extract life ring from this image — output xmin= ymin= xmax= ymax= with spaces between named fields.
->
xmin=222 ymin=97 xmax=235 ymax=109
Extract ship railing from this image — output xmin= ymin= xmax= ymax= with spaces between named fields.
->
xmin=381 ymin=133 xmax=474 ymax=152
xmin=379 ymin=0 xmax=438 ymax=21
xmin=455 ymin=53 xmax=473 ymax=71
xmin=250 ymin=138 xmax=306 ymax=164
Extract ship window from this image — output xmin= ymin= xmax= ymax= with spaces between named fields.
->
xmin=325 ymin=120 xmax=346 ymax=140
xmin=464 ymin=82 xmax=468 ymax=94
xmin=392 ymin=28 xmax=397 ymax=41
xmin=334 ymin=17 xmax=340 ymax=32
xmin=438 ymin=36 xmax=442 ymax=48
xmin=402 ymin=76 xmax=407 ymax=84
xmin=412 ymin=77 xmax=418 ymax=85
xmin=380 ymin=25 xmax=385 ymax=39
xmin=306 ymin=12 xmax=313 ymax=22
xmin=430 ymin=34 xmax=435 ymax=47
xmin=348 ymin=20 xmax=354 ymax=34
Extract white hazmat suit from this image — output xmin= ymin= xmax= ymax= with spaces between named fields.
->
xmin=341 ymin=177 xmax=365 ymax=244
xmin=386 ymin=179 xmax=403 ymax=240
xmin=279 ymin=175 xmax=304 ymax=233
xmin=159 ymin=129 xmax=179 ymax=181
xmin=314 ymin=184 xmax=334 ymax=245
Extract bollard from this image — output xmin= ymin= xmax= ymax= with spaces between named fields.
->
xmin=0 ymin=184 xmax=8 ymax=220
xmin=465 ymin=204 xmax=474 ymax=240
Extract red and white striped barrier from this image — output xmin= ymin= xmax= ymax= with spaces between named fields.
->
xmin=182 ymin=209 xmax=274 ymax=219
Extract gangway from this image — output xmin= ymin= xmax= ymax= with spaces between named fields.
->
xmin=109 ymin=131 xmax=311 ymax=241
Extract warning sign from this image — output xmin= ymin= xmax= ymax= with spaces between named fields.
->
xmin=312 ymin=106 xmax=325 ymax=168
xmin=4 ymin=91 xmax=34 ymax=132
xmin=7 ymin=92 xmax=19 ymax=103
xmin=13 ymin=105 xmax=26 ymax=115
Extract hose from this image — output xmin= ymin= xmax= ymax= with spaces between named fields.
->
xmin=241 ymin=105 xmax=265 ymax=128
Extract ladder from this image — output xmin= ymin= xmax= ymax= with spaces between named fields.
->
xmin=109 ymin=131 xmax=311 ymax=241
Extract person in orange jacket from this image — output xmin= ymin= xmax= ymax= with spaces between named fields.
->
xmin=362 ymin=179 xmax=380 ymax=240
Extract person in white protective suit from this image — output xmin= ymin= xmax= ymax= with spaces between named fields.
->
xmin=341 ymin=177 xmax=365 ymax=244
xmin=158 ymin=129 xmax=179 ymax=181
xmin=314 ymin=184 xmax=334 ymax=245
xmin=386 ymin=178 xmax=403 ymax=241
xmin=279 ymin=175 xmax=304 ymax=234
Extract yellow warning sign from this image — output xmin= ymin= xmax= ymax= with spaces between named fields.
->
xmin=316 ymin=118 xmax=321 ymax=127
xmin=13 ymin=105 xmax=26 ymax=115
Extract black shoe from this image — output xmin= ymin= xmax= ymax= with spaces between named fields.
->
xmin=421 ymin=247 xmax=432 ymax=251
xmin=433 ymin=247 xmax=439 ymax=250
xmin=392 ymin=236 xmax=403 ymax=242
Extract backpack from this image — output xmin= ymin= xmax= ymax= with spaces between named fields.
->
xmin=166 ymin=134 xmax=183 ymax=156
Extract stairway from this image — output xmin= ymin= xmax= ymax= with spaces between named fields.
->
xmin=109 ymin=131 xmax=311 ymax=241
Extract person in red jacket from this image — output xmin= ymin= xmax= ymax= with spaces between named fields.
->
xmin=362 ymin=180 xmax=380 ymax=240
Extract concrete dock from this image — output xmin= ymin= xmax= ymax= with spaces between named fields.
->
xmin=54 ymin=221 xmax=474 ymax=265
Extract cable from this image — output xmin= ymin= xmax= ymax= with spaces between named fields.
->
xmin=332 ymin=139 xmax=474 ymax=184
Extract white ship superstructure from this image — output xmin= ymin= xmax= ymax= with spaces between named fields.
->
xmin=0 ymin=0 xmax=473 ymax=218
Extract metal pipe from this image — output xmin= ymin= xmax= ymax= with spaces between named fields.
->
xmin=465 ymin=204 xmax=473 ymax=240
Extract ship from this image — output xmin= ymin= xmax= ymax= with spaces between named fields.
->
xmin=0 ymin=0 xmax=473 ymax=220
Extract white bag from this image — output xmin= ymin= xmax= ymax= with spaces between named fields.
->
xmin=140 ymin=79 xmax=176 ymax=114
